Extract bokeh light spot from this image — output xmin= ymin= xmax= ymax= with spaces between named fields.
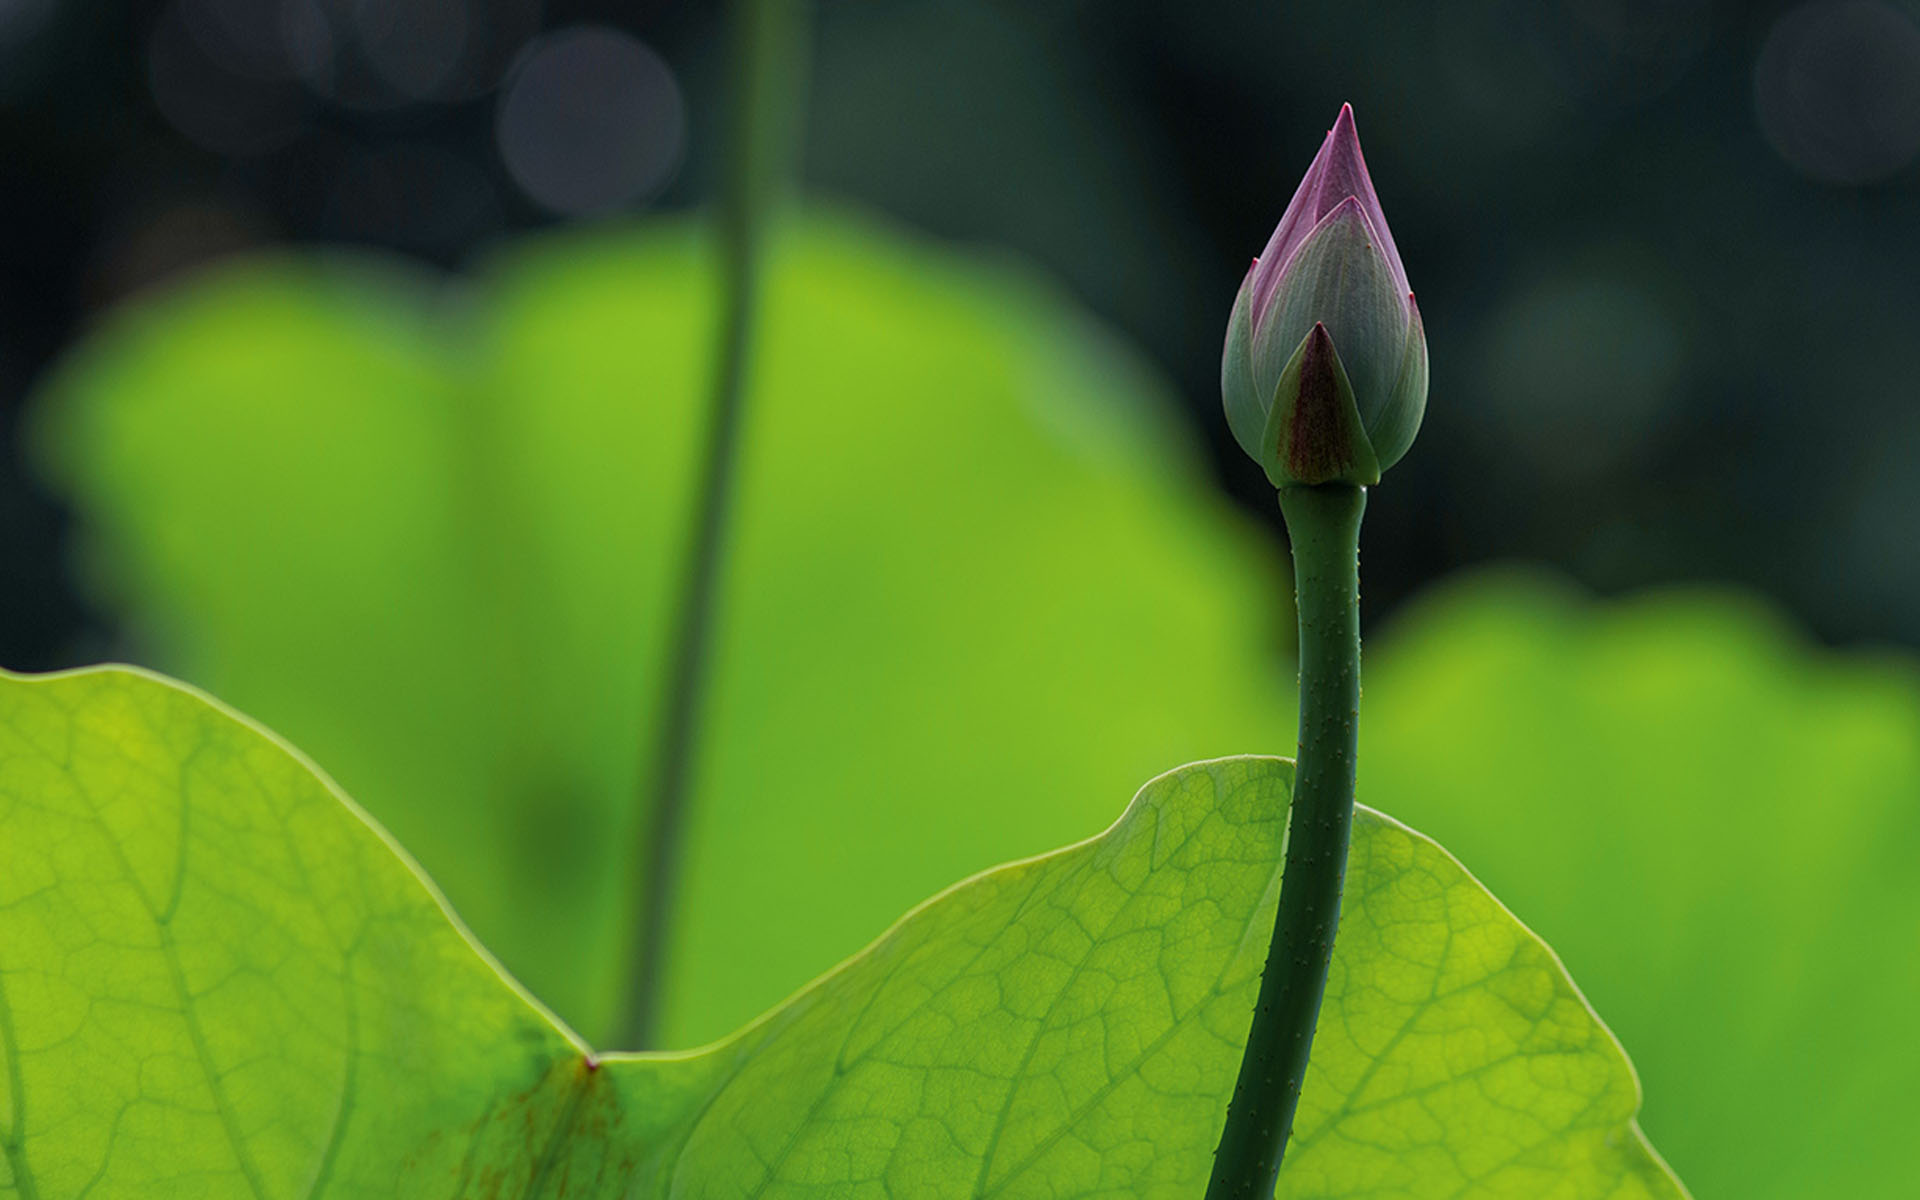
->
xmin=1755 ymin=0 xmax=1920 ymax=185
xmin=176 ymin=0 xmax=303 ymax=82
xmin=279 ymin=0 xmax=540 ymax=110
xmin=351 ymin=0 xmax=469 ymax=102
xmin=496 ymin=25 xmax=685 ymax=219
xmin=149 ymin=0 xmax=310 ymax=155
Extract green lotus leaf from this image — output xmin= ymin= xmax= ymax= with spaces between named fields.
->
xmin=0 ymin=667 xmax=1681 ymax=1198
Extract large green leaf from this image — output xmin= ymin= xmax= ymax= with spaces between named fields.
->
xmin=0 ymin=667 xmax=1681 ymax=1198
xmin=1360 ymin=572 xmax=1920 ymax=1200
xmin=32 ymin=212 xmax=1293 ymax=1047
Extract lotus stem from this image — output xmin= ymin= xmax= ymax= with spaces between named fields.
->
xmin=617 ymin=0 xmax=809 ymax=1051
xmin=1206 ymin=482 xmax=1366 ymax=1197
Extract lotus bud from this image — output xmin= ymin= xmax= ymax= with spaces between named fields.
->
xmin=1223 ymin=104 xmax=1427 ymax=487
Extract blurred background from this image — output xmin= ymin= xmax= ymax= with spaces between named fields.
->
xmin=3 ymin=0 xmax=1919 ymax=668
xmin=3 ymin=2 xmax=1920 ymax=1197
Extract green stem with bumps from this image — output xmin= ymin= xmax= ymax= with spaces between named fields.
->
xmin=1206 ymin=482 xmax=1366 ymax=1198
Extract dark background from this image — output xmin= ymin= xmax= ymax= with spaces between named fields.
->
xmin=4 ymin=0 xmax=1917 ymax=670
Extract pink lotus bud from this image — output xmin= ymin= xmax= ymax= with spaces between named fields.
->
xmin=1223 ymin=105 xmax=1427 ymax=486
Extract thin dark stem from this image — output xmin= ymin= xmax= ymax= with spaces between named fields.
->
xmin=616 ymin=0 xmax=809 ymax=1051
xmin=1206 ymin=483 xmax=1366 ymax=1198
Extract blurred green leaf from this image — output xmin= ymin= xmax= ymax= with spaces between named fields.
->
xmin=33 ymin=210 xmax=1294 ymax=1047
xmin=0 ymin=668 xmax=1681 ymax=1198
xmin=1361 ymin=572 xmax=1920 ymax=1200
